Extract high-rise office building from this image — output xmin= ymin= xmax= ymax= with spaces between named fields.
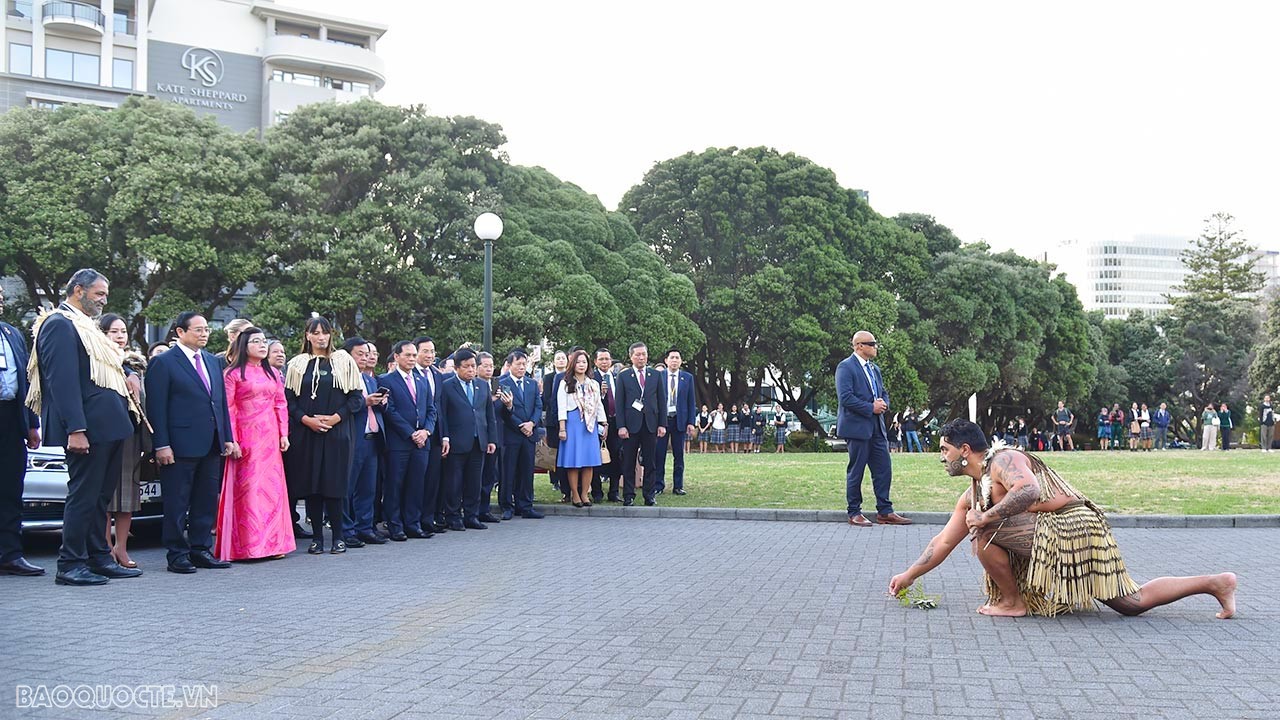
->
xmin=1049 ymin=235 xmax=1193 ymax=319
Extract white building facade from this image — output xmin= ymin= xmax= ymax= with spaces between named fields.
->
xmin=1 ymin=0 xmax=386 ymax=131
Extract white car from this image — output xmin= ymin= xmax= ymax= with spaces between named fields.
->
xmin=22 ymin=446 xmax=164 ymax=531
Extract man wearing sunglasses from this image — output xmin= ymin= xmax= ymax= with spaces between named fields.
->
xmin=835 ymin=331 xmax=911 ymax=527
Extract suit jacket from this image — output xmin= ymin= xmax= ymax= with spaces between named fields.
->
xmin=413 ymin=364 xmax=445 ymax=434
xmin=593 ymin=369 xmax=618 ymax=419
xmin=358 ymin=373 xmax=386 ymax=444
xmin=498 ymin=372 xmax=542 ymax=445
xmin=145 ymin=343 xmax=233 ymax=456
xmin=835 ymin=353 xmax=888 ymax=441
xmin=614 ymin=365 xmax=666 ymax=434
xmin=33 ymin=308 xmax=131 ymax=447
xmin=378 ymin=369 xmax=435 ymax=453
xmin=438 ymin=375 xmax=497 ymax=455
xmin=660 ymin=369 xmax=697 ymax=428
xmin=0 ymin=320 xmax=39 ymax=434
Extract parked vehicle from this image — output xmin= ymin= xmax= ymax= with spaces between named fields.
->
xmin=22 ymin=446 xmax=164 ymax=531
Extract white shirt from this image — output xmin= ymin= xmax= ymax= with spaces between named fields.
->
xmin=857 ymin=355 xmax=877 ymax=396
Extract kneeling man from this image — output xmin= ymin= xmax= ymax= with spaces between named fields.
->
xmin=889 ymin=419 xmax=1236 ymax=619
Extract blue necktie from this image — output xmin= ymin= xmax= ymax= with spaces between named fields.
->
xmin=465 ymin=381 xmax=473 ymax=404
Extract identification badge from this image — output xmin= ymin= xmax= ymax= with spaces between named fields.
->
xmin=0 ymin=352 xmax=6 ymax=370
xmin=632 ymin=399 xmax=645 ymax=412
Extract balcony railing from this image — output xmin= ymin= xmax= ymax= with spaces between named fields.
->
xmin=114 ymin=15 xmax=135 ymax=35
xmin=42 ymin=1 xmax=106 ymax=31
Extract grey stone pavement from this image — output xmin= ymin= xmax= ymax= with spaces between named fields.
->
xmin=2 ymin=516 xmax=1275 ymax=720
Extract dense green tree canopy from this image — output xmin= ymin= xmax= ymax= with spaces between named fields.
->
xmin=621 ymin=146 xmax=928 ymax=428
xmin=0 ymin=98 xmax=267 ymax=341
xmin=1175 ymin=212 xmax=1265 ymax=302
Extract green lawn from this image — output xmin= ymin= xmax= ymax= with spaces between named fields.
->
xmin=534 ymin=449 xmax=1280 ymax=515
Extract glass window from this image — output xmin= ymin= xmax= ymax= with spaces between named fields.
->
xmin=112 ymin=58 xmax=133 ymax=89
xmin=30 ymin=99 xmax=63 ymax=110
xmin=9 ymin=43 xmax=32 ymax=75
xmin=73 ymin=52 xmax=98 ymax=83
xmin=9 ymin=1 xmax=33 ymax=19
xmin=114 ymin=11 xmax=132 ymax=35
xmin=46 ymin=48 xmax=73 ymax=81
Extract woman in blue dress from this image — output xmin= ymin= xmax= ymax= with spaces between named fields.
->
xmin=556 ymin=349 xmax=607 ymax=507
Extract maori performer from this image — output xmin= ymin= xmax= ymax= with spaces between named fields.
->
xmin=889 ymin=419 xmax=1236 ymax=619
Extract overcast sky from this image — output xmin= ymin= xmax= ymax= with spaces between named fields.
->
xmin=307 ymin=0 xmax=1280 ymax=256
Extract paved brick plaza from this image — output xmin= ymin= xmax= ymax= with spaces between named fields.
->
xmin=3 ymin=517 xmax=1275 ymax=720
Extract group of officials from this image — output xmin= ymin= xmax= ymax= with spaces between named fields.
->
xmin=0 ymin=269 xmax=703 ymax=585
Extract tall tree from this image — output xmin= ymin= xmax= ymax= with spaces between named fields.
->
xmin=621 ymin=147 xmax=929 ymax=432
xmin=1174 ymin=212 xmax=1265 ymax=302
xmin=0 ymin=99 xmax=267 ymax=341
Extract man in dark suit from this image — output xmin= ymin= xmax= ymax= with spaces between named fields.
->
xmin=497 ymin=350 xmax=543 ymax=519
xmin=146 ymin=311 xmax=238 ymax=573
xmin=342 ymin=338 xmax=387 ymax=547
xmin=655 ymin=348 xmax=697 ymax=496
xmin=613 ymin=342 xmax=667 ymax=506
xmin=438 ymin=348 xmax=497 ymax=530
xmin=412 ymin=336 xmax=448 ymax=533
xmin=591 ymin=348 xmax=622 ymax=503
xmin=835 ymin=330 xmax=910 ymax=527
xmin=541 ymin=353 xmax=568 ymax=499
xmin=476 ymin=351 xmax=505 ymax=524
xmin=379 ymin=340 xmax=435 ymax=541
xmin=30 ymin=269 xmax=141 ymax=585
xmin=0 ymin=284 xmax=45 ymax=577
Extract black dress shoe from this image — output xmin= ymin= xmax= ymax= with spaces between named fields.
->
xmin=389 ymin=532 xmax=408 ymax=542
xmin=501 ymin=509 xmax=514 ymax=520
xmin=308 ymin=542 xmax=324 ymax=554
xmin=88 ymin=561 xmax=143 ymax=579
xmin=591 ymin=494 xmax=604 ymax=503
xmin=447 ymin=521 xmax=466 ymax=531
xmin=519 ymin=508 xmax=545 ymax=519
xmin=623 ymin=498 xmax=634 ymax=506
xmin=55 ymin=566 xmax=110 ymax=586
xmin=293 ymin=522 xmax=311 ymax=539
xmin=190 ymin=550 xmax=231 ymax=569
xmin=330 ymin=541 xmax=346 ymax=554
xmin=343 ymin=536 xmax=365 ymax=548
xmin=0 ymin=557 xmax=45 ymax=576
xmin=673 ymin=489 xmax=687 ymax=496
xmin=463 ymin=519 xmax=487 ymax=530
xmin=167 ymin=557 xmax=197 ymax=574
xmin=478 ymin=513 xmax=502 ymax=523
xmin=431 ymin=522 xmax=449 ymax=533
xmin=607 ymin=495 xmax=621 ymax=503
xmin=358 ymin=532 xmax=388 ymax=545
xmin=644 ymin=498 xmax=657 ymax=506
xmin=404 ymin=528 xmax=430 ymax=539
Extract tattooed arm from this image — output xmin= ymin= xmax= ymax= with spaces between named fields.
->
xmin=974 ymin=451 xmax=1042 ymax=528
xmin=889 ymin=491 xmax=972 ymax=594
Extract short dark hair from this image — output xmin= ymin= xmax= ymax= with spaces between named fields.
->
xmin=392 ymin=340 xmax=414 ymax=356
xmin=172 ymin=311 xmax=202 ymax=333
xmin=413 ymin=336 xmax=434 ymax=349
xmin=628 ymin=342 xmax=647 ymax=355
xmin=663 ymin=347 xmax=681 ymax=361
xmin=940 ymin=419 xmax=989 ymax=453
xmin=342 ymin=336 xmax=367 ymax=353
xmin=506 ymin=349 xmax=528 ymax=364
xmin=477 ymin=351 xmax=493 ymax=363
xmin=454 ymin=347 xmax=477 ymax=366
xmin=63 ymin=268 xmax=106 ymax=298
xmin=594 ymin=348 xmax=611 ymax=359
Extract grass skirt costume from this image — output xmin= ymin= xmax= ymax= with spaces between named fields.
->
xmin=978 ymin=443 xmax=1140 ymax=616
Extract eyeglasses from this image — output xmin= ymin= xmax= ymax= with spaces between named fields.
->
xmin=246 ymin=338 xmax=268 ymax=345
xmin=857 ymin=341 xmax=878 ymax=347
xmin=185 ymin=326 xmax=211 ymax=333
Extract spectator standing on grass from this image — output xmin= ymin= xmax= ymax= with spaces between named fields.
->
xmin=697 ymin=405 xmax=711 ymax=454
xmin=1261 ymin=395 xmax=1275 ymax=453
xmin=726 ymin=404 xmax=742 ymax=454
xmin=709 ymin=403 xmax=726 ymax=452
xmin=1138 ymin=403 xmax=1153 ymax=451
xmin=1097 ymin=407 xmax=1111 ymax=450
xmin=1201 ymin=403 xmax=1219 ymax=451
xmin=1053 ymin=401 xmax=1074 ymax=451
xmin=773 ymin=405 xmax=787 ymax=453
xmin=1219 ymin=403 xmax=1233 ymax=451
xmin=901 ymin=409 xmax=922 ymax=453
xmin=1016 ymin=417 xmax=1029 ymax=451
xmin=887 ymin=420 xmax=901 ymax=453
xmin=1109 ymin=404 xmax=1125 ymax=451
xmin=1152 ymin=403 xmax=1171 ymax=450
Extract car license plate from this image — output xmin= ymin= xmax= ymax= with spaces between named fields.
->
xmin=140 ymin=482 xmax=162 ymax=501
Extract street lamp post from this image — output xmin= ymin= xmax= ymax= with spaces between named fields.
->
xmin=473 ymin=212 xmax=503 ymax=354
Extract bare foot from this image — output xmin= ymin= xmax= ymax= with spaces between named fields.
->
xmin=1211 ymin=572 xmax=1237 ymax=619
xmin=977 ymin=602 xmax=1028 ymax=618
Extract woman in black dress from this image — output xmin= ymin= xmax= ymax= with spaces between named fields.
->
xmin=283 ymin=317 xmax=364 ymax=555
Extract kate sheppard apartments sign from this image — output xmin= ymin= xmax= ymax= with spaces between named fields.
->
xmin=149 ymin=41 xmax=262 ymax=132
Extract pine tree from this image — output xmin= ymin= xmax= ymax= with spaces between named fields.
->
xmin=1174 ymin=212 xmax=1265 ymax=302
